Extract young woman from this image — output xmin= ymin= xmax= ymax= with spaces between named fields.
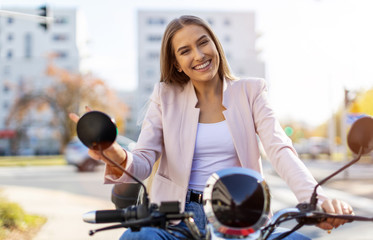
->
xmin=71 ymin=15 xmax=353 ymax=239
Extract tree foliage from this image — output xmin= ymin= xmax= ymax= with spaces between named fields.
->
xmin=6 ymin=58 xmax=128 ymax=153
xmin=348 ymin=88 xmax=373 ymax=116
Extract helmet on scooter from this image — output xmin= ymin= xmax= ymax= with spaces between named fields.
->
xmin=203 ymin=167 xmax=270 ymax=238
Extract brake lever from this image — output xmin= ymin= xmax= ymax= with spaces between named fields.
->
xmin=89 ymin=223 xmax=130 ymax=236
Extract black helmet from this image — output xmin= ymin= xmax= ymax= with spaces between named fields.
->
xmin=203 ymin=167 xmax=270 ymax=238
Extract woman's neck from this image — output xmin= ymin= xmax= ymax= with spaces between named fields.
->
xmin=192 ymin=77 xmax=223 ymax=101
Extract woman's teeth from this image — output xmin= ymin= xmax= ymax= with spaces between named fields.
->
xmin=194 ymin=61 xmax=210 ymax=70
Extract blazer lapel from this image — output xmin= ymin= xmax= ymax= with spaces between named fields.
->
xmin=179 ymin=81 xmax=200 ymax=175
xmin=222 ymin=79 xmax=250 ymax=168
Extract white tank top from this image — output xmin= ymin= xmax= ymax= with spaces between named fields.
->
xmin=188 ymin=120 xmax=240 ymax=191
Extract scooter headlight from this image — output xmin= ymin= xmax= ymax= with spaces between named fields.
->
xmin=203 ymin=167 xmax=270 ymax=237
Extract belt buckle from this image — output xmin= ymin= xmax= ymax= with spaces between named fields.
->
xmin=196 ymin=193 xmax=202 ymax=204
xmin=191 ymin=191 xmax=203 ymax=204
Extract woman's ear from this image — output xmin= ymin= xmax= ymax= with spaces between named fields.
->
xmin=174 ymin=62 xmax=182 ymax=72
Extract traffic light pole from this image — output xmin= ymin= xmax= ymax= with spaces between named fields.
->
xmin=342 ymin=88 xmax=350 ymax=179
xmin=0 ymin=9 xmax=52 ymax=25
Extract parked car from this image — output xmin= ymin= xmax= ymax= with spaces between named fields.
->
xmin=294 ymin=137 xmax=330 ymax=159
xmin=64 ymin=135 xmax=136 ymax=172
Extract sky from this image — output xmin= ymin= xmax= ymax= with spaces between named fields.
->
xmin=2 ymin=0 xmax=373 ymax=127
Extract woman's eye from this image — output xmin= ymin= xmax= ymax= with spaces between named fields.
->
xmin=200 ymin=40 xmax=209 ymax=45
xmin=181 ymin=49 xmax=190 ymax=55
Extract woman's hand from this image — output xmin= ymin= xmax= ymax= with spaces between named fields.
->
xmin=69 ymin=108 xmax=127 ymax=171
xmin=318 ymin=199 xmax=354 ymax=231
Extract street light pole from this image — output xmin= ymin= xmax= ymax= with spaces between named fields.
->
xmin=342 ymin=88 xmax=350 ymax=179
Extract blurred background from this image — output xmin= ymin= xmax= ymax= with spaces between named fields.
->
xmin=0 ymin=0 xmax=372 ymax=161
xmin=1 ymin=0 xmax=373 ymax=239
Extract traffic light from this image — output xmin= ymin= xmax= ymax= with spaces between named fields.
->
xmin=38 ymin=5 xmax=49 ymax=31
xmin=284 ymin=126 xmax=294 ymax=137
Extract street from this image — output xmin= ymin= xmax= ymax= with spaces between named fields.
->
xmin=0 ymin=160 xmax=373 ymax=239
xmin=0 ymin=165 xmax=112 ymax=200
xmin=0 ymin=165 xmax=122 ymax=240
xmin=263 ymin=159 xmax=373 ymax=239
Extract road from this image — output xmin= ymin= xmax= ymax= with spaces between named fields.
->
xmin=0 ymin=161 xmax=373 ymax=239
xmin=0 ymin=165 xmax=112 ymax=200
xmin=0 ymin=165 xmax=122 ymax=240
xmin=263 ymin=159 xmax=373 ymax=239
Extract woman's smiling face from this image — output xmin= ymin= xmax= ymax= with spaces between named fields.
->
xmin=172 ymin=24 xmax=220 ymax=84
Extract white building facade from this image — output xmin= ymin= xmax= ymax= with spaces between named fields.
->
xmin=0 ymin=6 xmax=86 ymax=155
xmin=127 ymin=10 xmax=265 ymax=140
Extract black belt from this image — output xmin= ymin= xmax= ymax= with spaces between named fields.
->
xmin=186 ymin=190 xmax=203 ymax=204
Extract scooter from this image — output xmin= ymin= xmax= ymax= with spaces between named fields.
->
xmin=77 ymin=111 xmax=373 ymax=239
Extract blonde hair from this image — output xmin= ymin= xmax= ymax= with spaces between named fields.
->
xmin=160 ymin=15 xmax=236 ymax=87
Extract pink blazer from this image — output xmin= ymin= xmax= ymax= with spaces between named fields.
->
xmin=105 ymin=78 xmax=326 ymax=212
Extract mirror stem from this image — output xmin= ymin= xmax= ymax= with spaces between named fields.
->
xmin=310 ymin=146 xmax=363 ymax=209
xmin=100 ymin=149 xmax=149 ymax=208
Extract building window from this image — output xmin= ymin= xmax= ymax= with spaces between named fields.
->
xmin=3 ymin=85 xmax=10 ymax=93
xmin=145 ymin=84 xmax=154 ymax=92
xmin=7 ymin=17 xmax=14 ymax=24
xmin=147 ymin=17 xmax=165 ymax=25
xmin=3 ymin=66 xmax=11 ymax=75
xmin=52 ymin=34 xmax=68 ymax=41
xmin=146 ymin=69 xmax=155 ymax=77
xmin=6 ymin=50 xmax=13 ymax=60
xmin=147 ymin=35 xmax=162 ymax=42
xmin=7 ymin=33 xmax=14 ymax=42
xmin=3 ymin=101 xmax=9 ymax=110
xmin=54 ymin=16 xmax=68 ymax=24
xmin=147 ymin=52 xmax=159 ymax=59
xmin=24 ymin=33 xmax=32 ymax=59
xmin=54 ymin=51 xmax=68 ymax=59
xmin=224 ymin=19 xmax=231 ymax=26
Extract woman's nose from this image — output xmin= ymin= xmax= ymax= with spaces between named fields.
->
xmin=194 ymin=48 xmax=205 ymax=61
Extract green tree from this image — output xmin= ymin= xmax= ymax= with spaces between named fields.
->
xmin=6 ymin=59 xmax=128 ymax=153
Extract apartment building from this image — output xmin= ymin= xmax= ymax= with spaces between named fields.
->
xmin=0 ymin=6 xmax=86 ymax=155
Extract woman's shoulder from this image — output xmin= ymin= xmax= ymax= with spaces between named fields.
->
xmin=229 ymin=77 xmax=267 ymax=92
xmin=150 ymin=82 xmax=185 ymax=104
xmin=231 ymin=77 xmax=266 ymax=85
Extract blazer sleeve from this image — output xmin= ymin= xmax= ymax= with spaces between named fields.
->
xmin=249 ymin=79 xmax=327 ymax=203
xmin=104 ymin=83 xmax=164 ymax=183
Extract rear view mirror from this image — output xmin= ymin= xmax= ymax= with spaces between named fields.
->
xmin=347 ymin=116 xmax=373 ymax=155
xmin=76 ymin=111 xmax=117 ymax=151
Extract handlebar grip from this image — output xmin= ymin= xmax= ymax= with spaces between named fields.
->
xmin=83 ymin=205 xmax=147 ymax=224
xmin=96 ymin=210 xmax=127 ymax=223
xmin=83 ymin=210 xmax=127 ymax=223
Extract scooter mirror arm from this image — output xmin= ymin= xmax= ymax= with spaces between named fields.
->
xmin=309 ymin=146 xmax=363 ymax=209
xmin=100 ymin=149 xmax=149 ymax=207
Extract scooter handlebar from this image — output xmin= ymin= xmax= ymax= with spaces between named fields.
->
xmin=83 ymin=204 xmax=149 ymax=224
